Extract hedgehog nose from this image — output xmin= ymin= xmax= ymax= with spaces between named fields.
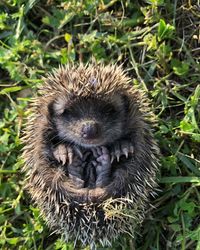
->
xmin=81 ymin=122 xmax=99 ymax=139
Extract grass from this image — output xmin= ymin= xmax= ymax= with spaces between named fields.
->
xmin=0 ymin=0 xmax=200 ymax=249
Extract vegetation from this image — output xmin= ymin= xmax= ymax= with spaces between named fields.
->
xmin=0 ymin=0 xmax=199 ymax=249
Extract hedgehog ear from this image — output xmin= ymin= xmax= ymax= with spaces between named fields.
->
xmin=48 ymin=97 xmax=67 ymax=116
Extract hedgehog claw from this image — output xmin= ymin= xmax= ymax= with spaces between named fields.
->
xmin=122 ymin=148 xmax=129 ymax=158
xmin=116 ymin=152 xmax=120 ymax=162
xmin=53 ymin=144 xmax=84 ymax=166
xmin=68 ymin=153 xmax=73 ymax=165
xmin=130 ymin=146 xmax=134 ymax=154
xmin=53 ymin=144 xmax=68 ymax=165
xmin=67 ymin=147 xmax=73 ymax=165
xmin=61 ymin=154 xmax=67 ymax=165
xmin=110 ymin=141 xmax=134 ymax=162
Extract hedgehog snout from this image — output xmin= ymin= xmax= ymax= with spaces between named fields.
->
xmin=81 ymin=121 xmax=100 ymax=139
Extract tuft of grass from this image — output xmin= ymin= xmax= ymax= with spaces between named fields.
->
xmin=0 ymin=0 xmax=199 ymax=249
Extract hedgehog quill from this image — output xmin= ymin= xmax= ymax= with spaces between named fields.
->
xmin=22 ymin=63 xmax=160 ymax=248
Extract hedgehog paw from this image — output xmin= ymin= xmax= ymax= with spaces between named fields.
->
xmin=53 ymin=144 xmax=71 ymax=165
xmin=91 ymin=146 xmax=111 ymax=187
xmin=53 ymin=144 xmax=84 ymax=166
xmin=110 ymin=141 xmax=134 ymax=163
xmin=68 ymin=156 xmax=86 ymax=188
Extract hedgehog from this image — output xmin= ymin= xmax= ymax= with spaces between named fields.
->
xmin=22 ymin=63 xmax=160 ymax=248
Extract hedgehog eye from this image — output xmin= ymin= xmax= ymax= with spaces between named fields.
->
xmin=102 ymin=104 xmax=117 ymax=114
xmin=62 ymin=108 xmax=72 ymax=117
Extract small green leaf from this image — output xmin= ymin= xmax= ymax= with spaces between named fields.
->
xmin=42 ymin=16 xmax=50 ymax=25
xmin=178 ymin=154 xmax=200 ymax=176
xmin=158 ymin=43 xmax=172 ymax=59
xmin=158 ymin=19 xmax=175 ymax=41
xmin=60 ymin=48 xmax=68 ymax=64
xmin=169 ymin=224 xmax=181 ymax=232
xmin=171 ymin=59 xmax=190 ymax=76
xmin=6 ymin=237 xmax=19 ymax=245
xmin=159 ymin=124 xmax=169 ymax=134
xmin=64 ymin=33 xmax=72 ymax=43
xmin=179 ymin=200 xmax=195 ymax=215
xmin=180 ymin=120 xmax=194 ymax=133
xmin=143 ymin=34 xmax=157 ymax=50
xmin=191 ymin=133 xmax=200 ymax=142
xmin=168 ymin=216 xmax=178 ymax=223
xmin=0 ymin=133 xmax=10 ymax=145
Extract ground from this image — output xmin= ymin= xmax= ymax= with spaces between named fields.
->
xmin=0 ymin=1 xmax=199 ymax=249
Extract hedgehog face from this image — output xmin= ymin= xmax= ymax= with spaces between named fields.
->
xmin=48 ymin=93 xmax=128 ymax=148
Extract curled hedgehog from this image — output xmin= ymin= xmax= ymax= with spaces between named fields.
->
xmin=22 ymin=63 xmax=160 ymax=248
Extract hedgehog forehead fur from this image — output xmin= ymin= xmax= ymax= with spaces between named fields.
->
xmin=42 ymin=63 xmax=131 ymax=97
xmin=37 ymin=63 xmax=146 ymax=119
